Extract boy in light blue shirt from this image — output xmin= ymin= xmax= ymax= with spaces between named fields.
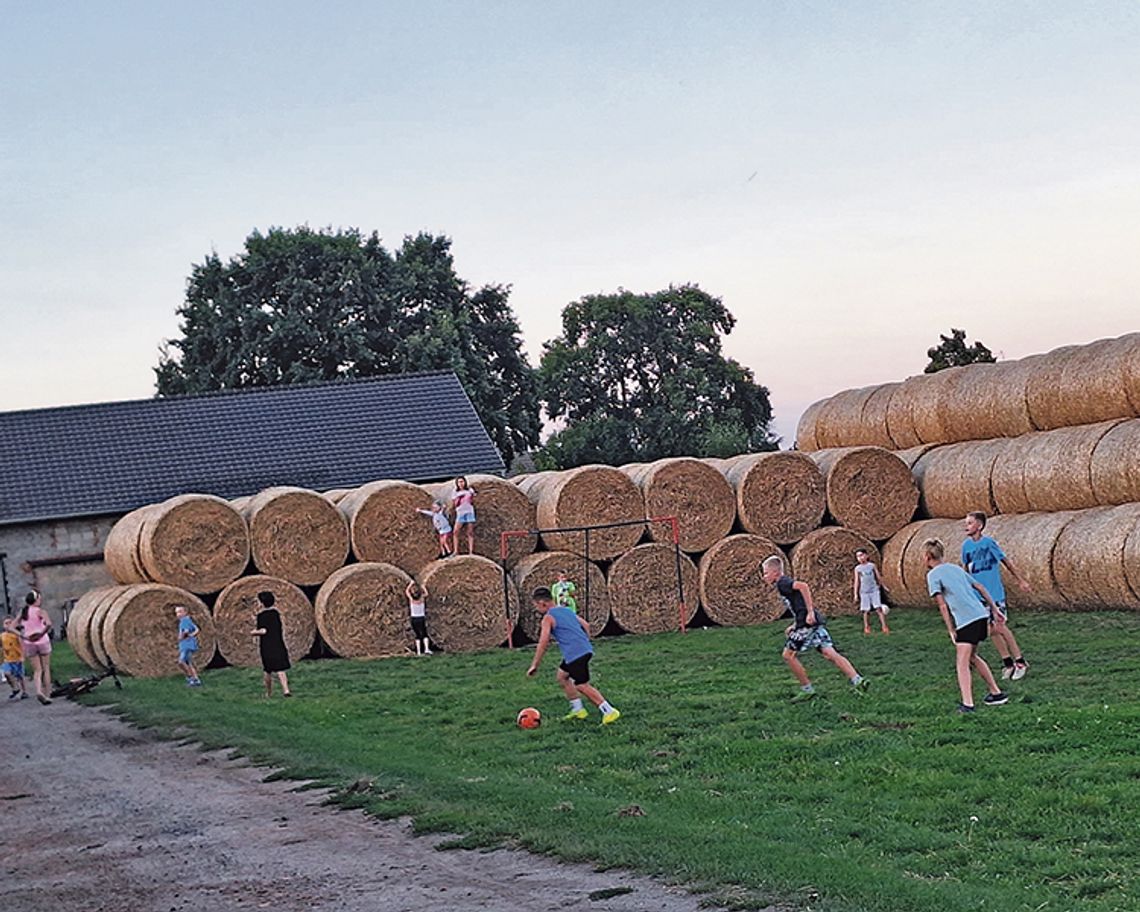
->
xmin=175 ymin=605 xmax=202 ymax=687
xmin=962 ymin=512 xmax=1031 ymax=680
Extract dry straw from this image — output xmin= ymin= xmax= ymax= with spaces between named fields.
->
xmin=939 ymin=363 xmax=1006 ymax=442
xmin=912 ymin=439 xmax=1003 ymax=519
xmin=1020 ymin=421 xmax=1123 ymax=513
xmin=879 ymin=523 xmax=924 ymax=606
xmin=103 ymin=505 xmax=156 ymax=584
xmin=627 ymin=457 xmax=735 ymax=553
xmin=983 ymin=512 xmax=1077 ymax=612
xmin=721 ymin=452 xmax=826 ymax=545
xmin=1090 ymin=419 xmax=1140 ymax=506
xmin=856 ymin=383 xmax=901 ymax=448
xmin=102 ymin=584 xmax=214 ymax=678
xmin=533 ymin=466 xmax=645 ymax=559
xmin=883 ymin=375 xmax=929 ymax=449
xmin=1056 ymin=337 xmax=1138 ymax=425
xmin=892 ymin=518 xmax=963 ymax=609
xmin=894 ymin=443 xmax=942 ymax=471
xmin=1025 ymin=345 xmax=1080 ymax=431
xmin=427 ymin=474 xmax=537 ymax=567
xmin=795 ymin=398 xmax=827 ymax=451
xmin=814 ymin=387 xmax=879 ymax=449
xmin=67 ymin=586 xmax=119 ymax=670
xmin=138 ymin=494 xmax=250 ymax=594
xmin=1121 ymin=512 xmax=1140 ymax=606
xmin=420 ymin=555 xmax=520 ymax=653
xmin=321 ymin=489 xmax=352 ymax=504
xmin=1051 ymin=504 xmax=1140 ymax=611
xmin=511 ymin=551 xmax=609 ymax=640
xmin=789 ymin=527 xmax=879 ymax=617
xmin=697 ymin=534 xmax=787 ymax=626
xmin=242 ymin=487 xmax=349 ymax=586
xmin=990 ymin=434 xmax=1038 ymax=515
xmin=1119 ymin=333 xmax=1140 ymax=415
xmin=314 ymin=562 xmax=414 ymax=658
xmin=339 ymin=480 xmax=438 ymax=574
xmin=213 ymin=575 xmax=317 ymax=667
xmin=607 ymin=543 xmax=699 ymax=635
xmin=809 ymin=447 xmax=918 ymax=540
xmin=89 ymin=586 xmax=131 ymax=668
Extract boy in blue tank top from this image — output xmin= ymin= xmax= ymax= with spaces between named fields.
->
xmin=525 ymin=587 xmax=621 ymax=724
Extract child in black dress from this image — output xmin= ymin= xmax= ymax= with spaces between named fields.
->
xmin=251 ymin=590 xmax=292 ymax=697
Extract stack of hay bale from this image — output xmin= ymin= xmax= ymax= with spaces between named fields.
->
xmin=795 ymin=332 xmax=1140 ymax=612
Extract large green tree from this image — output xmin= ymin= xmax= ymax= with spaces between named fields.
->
xmin=924 ymin=328 xmax=996 ymax=373
xmin=156 ymin=227 xmax=540 ymax=463
xmin=537 ymin=285 xmax=776 ymax=469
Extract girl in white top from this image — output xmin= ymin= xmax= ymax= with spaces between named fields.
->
xmin=405 ymin=581 xmax=432 ymax=655
xmin=853 ymin=549 xmax=890 ymax=635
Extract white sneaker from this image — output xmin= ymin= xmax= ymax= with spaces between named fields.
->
xmin=1001 ymin=665 xmax=1014 ymax=680
xmin=1011 ymin=662 xmax=1028 ymax=681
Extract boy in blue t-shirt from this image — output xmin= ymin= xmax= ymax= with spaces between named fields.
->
xmin=962 ymin=512 xmax=1031 ymax=680
xmin=175 ymin=605 xmax=202 ymax=687
xmin=924 ymin=538 xmax=1008 ymax=713
xmin=525 ymin=587 xmax=620 ymax=724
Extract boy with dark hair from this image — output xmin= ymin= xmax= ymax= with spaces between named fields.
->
xmin=962 ymin=512 xmax=1031 ymax=679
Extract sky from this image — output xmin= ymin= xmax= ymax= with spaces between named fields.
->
xmin=3 ymin=2 xmax=1139 ymax=446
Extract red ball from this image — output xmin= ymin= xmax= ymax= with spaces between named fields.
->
xmin=516 ymin=706 xmax=542 ymax=729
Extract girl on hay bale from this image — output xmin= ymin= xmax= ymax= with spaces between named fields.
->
xmin=414 ymin=501 xmax=454 ymax=558
xmin=449 ymin=476 xmax=478 ymax=555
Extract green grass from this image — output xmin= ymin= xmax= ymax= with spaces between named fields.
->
xmin=62 ymin=610 xmax=1140 ymax=912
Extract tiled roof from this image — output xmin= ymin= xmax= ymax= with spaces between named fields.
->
xmin=0 ymin=372 xmax=505 ymax=526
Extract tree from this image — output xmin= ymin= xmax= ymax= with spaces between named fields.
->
xmin=924 ymin=328 xmax=996 ymax=373
xmin=536 ymin=285 xmax=776 ymax=469
xmin=156 ymin=227 xmax=540 ymax=464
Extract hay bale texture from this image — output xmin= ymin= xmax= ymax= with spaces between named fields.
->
xmin=1121 ymin=512 xmax=1140 ymax=607
xmin=626 ymin=457 xmax=735 ymax=553
xmin=511 ymin=551 xmax=609 ymax=640
xmin=982 ymin=513 xmax=1077 ymax=612
xmin=856 ymin=383 xmax=901 ymax=448
xmin=136 ymin=495 xmax=250 ymax=594
xmin=814 ymin=386 xmax=878 ymax=449
xmin=314 ymin=562 xmax=414 ymax=659
xmin=607 ymin=544 xmax=699 ymax=635
xmin=911 ymin=439 xmax=1003 ymax=519
xmin=101 ymin=584 xmax=214 ymax=678
xmin=103 ymin=506 xmax=156 ymax=584
xmin=795 ymin=398 xmax=827 ymax=451
xmin=1090 ymin=419 xmax=1140 ymax=507
xmin=1019 ymin=421 xmax=1123 ymax=513
xmin=241 ymin=487 xmax=349 ymax=585
xmin=809 ymin=447 xmax=918 ymax=540
xmin=1050 ymin=504 xmax=1140 ymax=611
xmin=67 ymin=586 xmax=119 ymax=670
xmin=1025 ymin=345 xmax=1079 ymax=431
xmin=213 ymin=575 xmax=317 ymax=667
xmin=532 ymin=466 xmax=645 ymax=560
xmin=891 ymin=519 xmax=963 ymax=609
xmin=789 ymin=527 xmax=879 ymax=617
xmin=879 ymin=523 xmax=924 ymax=606
xmin=429 ymin=475 xmax=537 ymax=567
xmin=419 ymin=555 xmax=520 ymax=652
xmin=883 ymin=375 xmax=929 ymax=450
xmin=339 ymin=481 xmax=437 ymax=574
xmin=990 ymin=433 xmax=1039 ymax=515
xmin=697 ymin=534 xmax=787 ymax=626
xmin=721 ymin=452 xmax=826 ymax=545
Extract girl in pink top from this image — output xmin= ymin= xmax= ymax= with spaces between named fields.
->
xmin=19 ymin=589 xmax=53 ymax=705
xmin=450 ymin=476 xmax=478 ymax=555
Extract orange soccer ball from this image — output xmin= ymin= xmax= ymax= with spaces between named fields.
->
xmin=516 ymin=707 xmax=542 ymax=729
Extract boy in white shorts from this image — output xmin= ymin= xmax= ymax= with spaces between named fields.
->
xmin=853 ymin=548 xmax=890 ymax=635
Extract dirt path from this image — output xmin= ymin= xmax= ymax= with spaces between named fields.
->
xmin=0 ymin=698 xmax=737 ymax=912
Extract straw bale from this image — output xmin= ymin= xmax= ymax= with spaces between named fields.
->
xmin=938 ymin=363 xmax=1006 ymax=442
xmin=884 ymin=376 xmax=927 ymax=449
xmin=103 ymin=506 xmax=156 ymax=585
xmin=229 ymin=496 xmax=252 ymax=513
xmin=910 ymin=368 xmax=966 ymax=444
xmin=534 ymin=466 xmax=645 ymax=559
xmin=814 ymin=387 xmax=878 ymax=449
xmin=511 ymin=551 xmax=609 ymax=640
xmin=1052 ymin=504 xmax=1140 ymax=611
xmin=1055 ymin=337 xmax=1137 ymax=426
xmin=631 ymin=457 xmax=735 ymax=552
xmin=809 ymin=447 xmax=918 ymax=540
xmin=67 ymin=586 xmax=119 ymax=670
xmin=213 ymin=575 xmax=316 ymax=667
xmin=894 ymin=443 xmax=941 ymax=471
xmin=912 ymin=439 xmax=1002 ymax=519
xmin=102 ymin=585 xmax=215 ymax=678
xmin=618 ymin=463 xmax=649 ymax=481
xmin=879 ymin=523 xmax=924 ymax=606
xmin=138 ymin=495 xmax=250 ymax=594
xmin=1021 ymin=421 xmax=1123 ymax=513
xmin=896 ymin=518 xmax=963 ymax=607
xmin=721 ymin=452 xmax=826 ymax=545
xmin=240 ymin=487 xmax=349 ymax=585
xmin=1121 ymin=515 xmax=1140 ymax=605
xmin=514 ymin=471 xmax=559 ymax=498
xmin=1090 ymin=419 xmax=1140 ymax=506
xmin=89 ymin=587 xmax=131 ymax=668
xmin=420 ymin=555 xmax=520 ymax=652
xmin=314 ymin=562 xmax=415 ymax=659
xmin=1118 ymin=333 xmax=1140 ymax=416
xmin=322 ymin=489 xmax=352 ymax=504
xmin=990 ymin=355 xmax=1041 ymax=437
xmin=607 ymin=544 xmax=699 ymax=635
xmin=795 ymin=398 xmax=827 ymax=451
xmin=428 ymin=475 xmax=537 ymax=567
xmin=338 ymin=480 xmax=437 ymax=574
xmin=856 ymin=383 xmax=901 ymax=448
xmin=697 ymin=534 xmax=787 ymax=626
xmin=990 ymin=433 xmax=1037 ymax=515
xmin=983 ymin=513 xmax=1076 ymax=611
xmin=1025 ymin=345 xmax=1079 ymax=430
xmin=789 ymin=527 xmax=879 ymax=617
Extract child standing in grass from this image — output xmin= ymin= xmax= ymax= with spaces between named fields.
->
xmin=415 ymin=502 xmax=454 ymax=558
xmin=923 ymin=538 xmax=1009 ymax=714
xmin=251 ymin=590 xmax=292 ymax=697
xmin=761 ymin=555 xmax=869 ymax=701
xmin=962 ymin=512 xmax=1032 ymax=680
xmin=853 ymin=548 xmax=890 ymax=635
xmin=551 ymin=570 xmax=578 ymax=613
xmin=2 ymin=616 xmax=28 ymax=700
xmin=526 ymin=587 xmax=620 ymax=724
xmin=175 ymin=605 xmax=202 ymax=687
xmin=405 ymin=581 xmax=432 ymax=655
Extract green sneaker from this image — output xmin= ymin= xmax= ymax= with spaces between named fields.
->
xmin=602 ymin=708 xmax=622 ymax=725
xmin=563 ymin=708 xmax=588 ymax=721
xmin=790 ymin=689 xmax=817 ymax=703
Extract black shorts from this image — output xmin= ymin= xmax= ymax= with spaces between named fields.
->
xmin=559 ymin=654 xmax=592 ymax=685
xmin=410 ymin=616 xmax=428 ymax=639
xmin=955 ymin=618 xmax=989 ymax=645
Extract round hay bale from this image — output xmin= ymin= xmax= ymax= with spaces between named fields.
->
xmin=607 ymin=544 xmax=699 ymax=635
xmin=879 ymin=523 xmax=924 ymax=606
xmin=789 ymin=527 xmax=879 ymax=617
xmin=89 ymin=586 xmax=132 ymax=668
xmin=618 ymin=463 xmax=649 ymax=480
xmin=420 ymin=555 xmax=520 ymax=653
xmin=910 ymin=367 xmax=966 ymax=444
xmin=697 ymin=534 xmax=787 ymax=626
xmin=894 ymin=443 xmax=941 ymax=472
xmin=939 ymin=363 xmax=1006 ymax=442
xmin=809 ymin=447 xmax=918 ymax=540
xmin=1052 ymin=504 xmax=1140 ymax=611
xmin=338 ymin=480 xmax=437 ymax=574
xmin=511 ymin=552 xmax=609 ymax=640
xmin=322 ymin=489 xmax=352 ymax=504
xmin=513 ymin=471 xmax=559 ymax=499
xmin=897 ymin=519 xmax=964 ymax=608
xmin=1090 ymin=419 xmax=1140 ymax=506
xmin=990 ymin=433 xmax=1038 ymax=515
xmin=137 ymin=495 xmax=250 ymax=594
xmin=229 ymin=496 xmax=252 ymax=513
xmin=630 ymin=457 xmax=735 ymax=553
xmin=1056 ymin=337 xmax=1137 ymax=426
xmin=857 ymin=383 xmax=901 ymax=448
xmin=1120 ymin=513 xmax=1140 ymax=605
xmin=814 ymin=386 xmax=878 ymax=449
xmin=989 ymin=355 xmax=1041 ymax=438
xmin=722 ymin=452 xmax=826 ymax=545
xmin=67 ymin=586 xmax=119 ymax=670
xmin=314 ymin=562 xmax=414 ymax=659
xmin=983 ymin=512 xmax=1077 ymax=611
xmin=1116 ymin=333 xmax=1140 ymax=416
xmin=884 ymin=375 xmax=927 ymax=449
xmin=102 ymin=585 xmax=215 ymax=678
xmin=241 ymin=487 xmax=349 ymax=585
xmin=1025 ymin=345 xmax=1080 ymax=431
xmin=795 ymin=398 xmax=828 ymax=451
xmin=1021 ymin=421 xmax=1123 ymax=513
xmin=534 ymin=466 xmax=645 ymax=560
xmin=429 ymin=475 xmax=537 ymax=568
xmin=912 ymin=440 xmax=1002 ymax=519
xmin=213 ymin=575 xmax=316 ymax=667
xmin=103 ymin=506 xmax=156 ymax=584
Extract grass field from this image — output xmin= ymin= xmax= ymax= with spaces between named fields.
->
xmin=65 ymin=609 xmax=1139 ymax=912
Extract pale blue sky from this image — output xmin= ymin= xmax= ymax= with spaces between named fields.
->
xmin=3 ymin=2 xmax=1139 ymax=445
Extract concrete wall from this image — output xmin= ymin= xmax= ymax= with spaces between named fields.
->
xmin=0 ymin=515 xmax=121 ymax=631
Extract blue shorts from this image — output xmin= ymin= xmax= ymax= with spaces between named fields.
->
xmin=2 ymin=660 xmax=24 ymax=680
xmin=179 ymin=645 xmax=198 ymax=665
xmin=455 ymin=507 xmax=476 ymax=525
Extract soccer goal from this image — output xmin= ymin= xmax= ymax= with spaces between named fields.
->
xmin=499 ymin=516 xmax=687 ymax=648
